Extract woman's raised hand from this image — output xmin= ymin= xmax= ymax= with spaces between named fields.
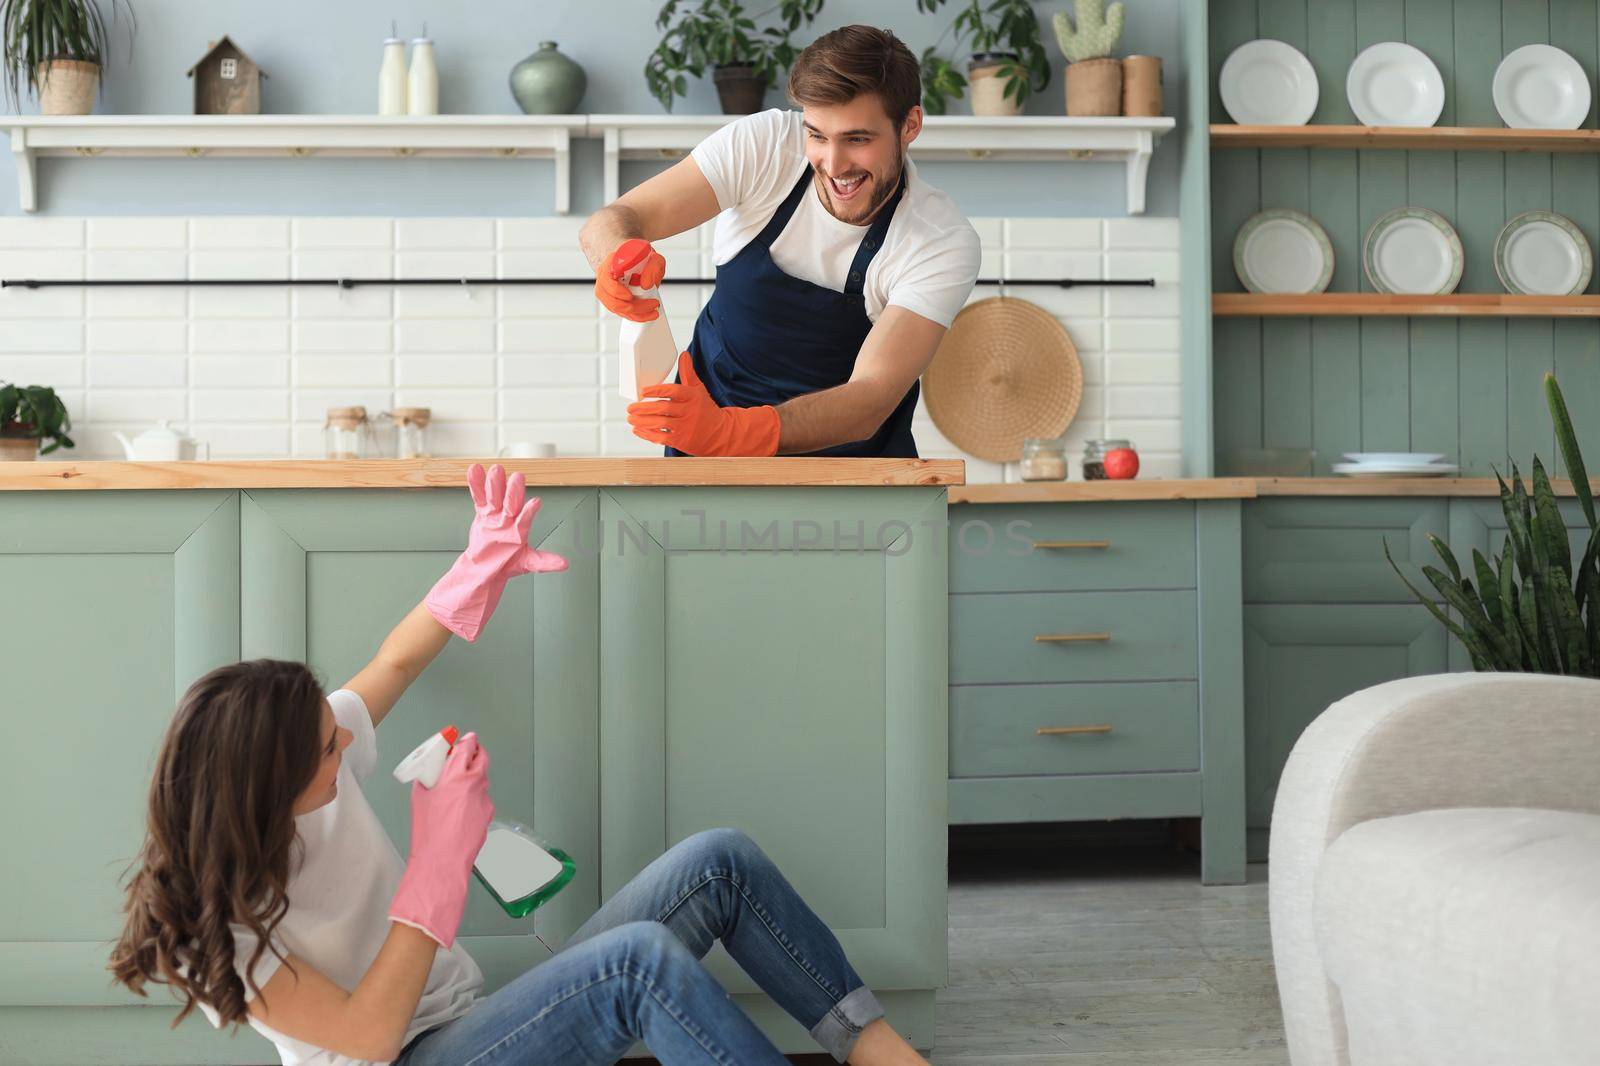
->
xmin=425 ymin=463 xmax=568 ymax=642
xmin=388 ymin=732 xmax=495 ymax=948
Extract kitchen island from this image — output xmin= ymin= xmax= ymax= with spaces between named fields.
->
xmin=0 ymin=458 xmax=958 ymax=1064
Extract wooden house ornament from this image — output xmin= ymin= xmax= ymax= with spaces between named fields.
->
xmin=188 ymin=37 xmax=266 ymax=115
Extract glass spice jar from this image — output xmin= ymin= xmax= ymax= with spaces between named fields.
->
xmin=1082 ymin=438 xmax=1132 ymax=480
xmin=1020 ymin=437 xmax=1069 ymax=481
xmin=387 ymin=407 xmax=432 ymax=459
xmin=324 ymin=406 xmax=372 ymax=460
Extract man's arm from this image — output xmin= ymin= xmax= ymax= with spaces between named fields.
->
xmin=340 ymin=602 xmax=452 ymax=730
xmin=579 ymin=154 xmax=722 ymax=272
xmin=771 ymin=305 xmax=948 ymax=454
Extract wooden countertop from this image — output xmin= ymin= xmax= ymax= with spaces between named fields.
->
xmin=949 ymin=476 xmax=1600 ymax=503
xmin=0 ymin=457 xmax=965 ymax=491
xmin=3 ymin=461 xmax=1593 ymax=499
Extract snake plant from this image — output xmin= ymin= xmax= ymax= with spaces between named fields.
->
xmin=1386 ymin=373 xmax=1600 ymax=676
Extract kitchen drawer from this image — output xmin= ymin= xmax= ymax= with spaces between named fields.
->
xmin=1243 ymin=498 xmax=1449 ymax=603
xmin=950 ymin=502 xmax=1196 ymax=593
xmin=951 ymin=681 xmax=1199 ymax=777
xmin=950 ymin=590 xmax=1198 ymax=683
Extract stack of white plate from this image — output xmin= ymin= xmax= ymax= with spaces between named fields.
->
xmin=1332 ymin=452 xmax=1459 ymax=478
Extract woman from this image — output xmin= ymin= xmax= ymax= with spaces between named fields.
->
xmin=108 ymin=463 xmax=927 ymax=1066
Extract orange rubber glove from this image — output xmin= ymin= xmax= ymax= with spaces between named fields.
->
xmin=627 ymin=352 xmax=781 ymax=457
xmin=595 ymin=238 xmax=666 ymax=323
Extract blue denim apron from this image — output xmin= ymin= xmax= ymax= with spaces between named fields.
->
xmin=665 ymin=165 xmax=917 ymax=458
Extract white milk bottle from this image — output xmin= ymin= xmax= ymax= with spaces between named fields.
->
xmin=378 ymin=30 xmax=408 ymax=115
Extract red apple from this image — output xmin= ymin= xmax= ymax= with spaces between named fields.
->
xmin=1103 ymin=447 xmax=1140 ymax=479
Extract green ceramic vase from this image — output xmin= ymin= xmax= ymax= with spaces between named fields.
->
xmin=510 ymin=41 xmax=587 ymax=114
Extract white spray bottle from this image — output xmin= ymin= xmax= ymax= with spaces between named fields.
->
xmin=609 ymin=238 xmax=678 ymax=401
xmin=394 ymin=726 xmax=576 ymax=925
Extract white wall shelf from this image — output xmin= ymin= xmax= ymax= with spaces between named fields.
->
xmin=589 ymin=114 xmax=1175 ymax=215
xmin=3 ymin=115 xmax=585 ymax=214
xmin=1 ymin=113 xmax=1175 ymax=216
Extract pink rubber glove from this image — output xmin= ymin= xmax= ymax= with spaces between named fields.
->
xmin=389 ymin=732 xmax=494 ymax=948
xmin=425 ymin=462 xmax=569 ymax=642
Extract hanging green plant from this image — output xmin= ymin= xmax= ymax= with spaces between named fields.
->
xmin=915 ymin=0 xmax=1051 ymax=116
xmin=645 ymin=0 xmax=824 ymax=114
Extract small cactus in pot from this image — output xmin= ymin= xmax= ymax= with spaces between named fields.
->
xmin=1052 ymin=0 xmax=1125 ymax=115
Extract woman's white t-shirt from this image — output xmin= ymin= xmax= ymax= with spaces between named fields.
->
xmin=195 ymin=689 xmax=482 ymax=1065
xmin=689 ymin=108 xmax=981 ymax=328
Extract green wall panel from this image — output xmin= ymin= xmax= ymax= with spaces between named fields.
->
xmin=1209 ymin=0 xmax=1600 ymax=476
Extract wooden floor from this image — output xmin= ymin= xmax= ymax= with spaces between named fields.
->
xmin=927 ymin=823 xmax=1288 ymax=1065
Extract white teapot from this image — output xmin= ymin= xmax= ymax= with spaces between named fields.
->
xmin=113 ymin=421 xmax=210 ymax=462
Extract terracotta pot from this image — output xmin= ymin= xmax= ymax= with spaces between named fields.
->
xmin=0 ymin=436 xmax=39 ymax=461
xmin=1065 ymin=57 xmax=1121 ymax=117
xmin=712 ymin=65 xmax=766 ymax=115
xmin=36 ymin=59 xmax=98 ymax=115
xmin=968 ymin=51 xmax=1024 ymax=117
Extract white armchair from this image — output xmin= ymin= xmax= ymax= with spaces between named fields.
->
xmin=1268 ymin=673 xmax=1600 ymax=1066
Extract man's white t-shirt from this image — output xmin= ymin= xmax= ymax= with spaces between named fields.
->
xmin=690 ymin=108 xmax=981 ymax=328
xmin=195 ymin=689 xmax=482 ymax=1065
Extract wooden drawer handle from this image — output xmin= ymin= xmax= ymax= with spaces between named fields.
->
xmin=1032 ymin=539 xmax=1111 ymax=550
xmin=1037 ymin=725 xmax=1114 ymax=736
xmin=1034 ymin=632 xmax=1111 ymax=643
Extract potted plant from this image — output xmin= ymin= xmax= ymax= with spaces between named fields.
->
xmin=0 ymin=382 xmax=74 ymax=460
xmin=1387 ymin=373 xmax=1600 ymax=677
xmin=645 ymin=0 xmax=824 ymax=115
xmin=1053 ymin=0 xmax=1125 ymax=116
xmin=1 ymin=0 xmax=135 ymax=115
xmin=916 ymin=0 xmax=1050 ymax=118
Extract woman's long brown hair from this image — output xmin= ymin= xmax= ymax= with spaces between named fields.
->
xmin=109 ymin=659 xmax=325 ymax=1028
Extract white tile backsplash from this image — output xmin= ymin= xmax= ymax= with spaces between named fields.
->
xmin=0 ymin=215 xmax=1182 ymax=475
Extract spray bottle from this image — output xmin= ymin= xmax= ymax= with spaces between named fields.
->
xmin=609 ymin=238 xmax=678 ymax=401
xmin=394 ymin=726 xmax=576 ymax=924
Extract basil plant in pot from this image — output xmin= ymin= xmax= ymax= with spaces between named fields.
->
xmin=0 ymin=382 xmax=74 ymax=459
xmin=916 ymin=0 xmax=1051 ymax=118
xmin=645 ymin=0 xmax=824 ymax=115
xmin=1387 ymin=373 xmax=1600 ymax=677
xmin=1 ymin=0 xmax=136 ymax=116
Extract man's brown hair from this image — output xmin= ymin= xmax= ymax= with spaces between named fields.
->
xmin=787 ymin=25 xmax=922 ymax=129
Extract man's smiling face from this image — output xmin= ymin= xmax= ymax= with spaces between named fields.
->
xmin=802 ymin=93 xmax=923 ymax=226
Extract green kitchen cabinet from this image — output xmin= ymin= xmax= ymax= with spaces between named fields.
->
xmin=0 ymin=491 xmax=251 ymax=1061
xmin=1242 ymin=603 xmax=1448 ymax=857
xmin=947 ymin=500 xmax=1246 ymax=886
xmin=1243 ymin=498 xmax=1449 ymax=603
xmin=0 ymin=483 xmax=949 ymax=1063
xmin=598 ymin=487 xmax=948 ymax=1048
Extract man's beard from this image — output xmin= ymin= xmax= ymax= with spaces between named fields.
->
xmin=815 ymin=154 xmax=904 ymax=224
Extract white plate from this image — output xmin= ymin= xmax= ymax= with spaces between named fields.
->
xmin=1363 ymin=207 xmax=1464 ymax=295
xmin=1219 ymin=40 xmax=1319 ymax=125
xmin=1233 ymin=209 xmax=1334 ymax=294
xmin=1494 ymin=211 xmax=1594 ymax=295
xmin=1493 ymin=44 xmax=1592 ymax=129
xmin=1343 ymin=452 xmax=1447 ymax=465
xmin=1346 ymin=42 xmax=1445 ymax=127
xmin=1333 ymin=461 xmax=1459 ymax=478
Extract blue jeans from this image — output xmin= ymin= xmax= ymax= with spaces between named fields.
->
xmin=394 ymin=828 xmax=884 ymax=1065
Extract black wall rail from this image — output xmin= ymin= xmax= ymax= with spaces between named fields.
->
xmin=0 ymin=276 xmax=1155 ymax=290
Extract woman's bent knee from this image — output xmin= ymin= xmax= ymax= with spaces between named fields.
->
xmin=681 ymin=826 xmax=763 ymax=869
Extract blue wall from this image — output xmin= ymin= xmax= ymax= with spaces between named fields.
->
xmin=0 ymin=0 xmax=1183 ymax=218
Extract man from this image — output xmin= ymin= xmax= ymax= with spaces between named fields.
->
xmin=580 ymin=24 xmax=981 ymax=458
